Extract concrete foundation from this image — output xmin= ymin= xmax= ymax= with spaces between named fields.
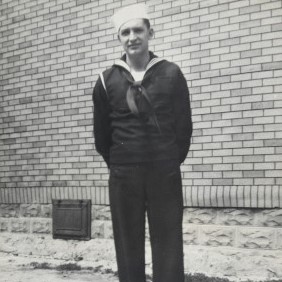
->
xmin=1 ymin=205 xmax=282 ymax=281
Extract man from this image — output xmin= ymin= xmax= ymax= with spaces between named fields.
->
xmin=93 ymin=3 xmax=193 ymax=282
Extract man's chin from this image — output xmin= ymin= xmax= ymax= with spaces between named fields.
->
xmin=127 ymin=48 xmax=144 ymax=56
xmin=128 ymin=47 xmax=140 ymax=52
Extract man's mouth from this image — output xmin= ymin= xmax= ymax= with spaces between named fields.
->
xmin=128 ymin=44 xmax=140 ymax=48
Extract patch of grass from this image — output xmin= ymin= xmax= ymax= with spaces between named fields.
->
xmin=185 ymin=273 xmax=230 ymax=282
xmin=29 ymin=263 xmax=282 ymax=282
xmin=145 ymin=273 xmax=282 ymax=282
xmin=29 ymin=262 xmax=82 ymax=271
xmin=55 ymin=263 xmax=82 ymax=271
xmin=93 ymin=265 xmax=103 ymax=273
xmin=30 ymin=262 xmax=52 ymax=270
xmin=93 ymin=266 xmax=118 ymax=276
xmin=185 ymin=273 xmax=282 ymax=282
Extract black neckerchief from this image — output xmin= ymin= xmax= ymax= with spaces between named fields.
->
xmin=120 ymin=52 xmax=161 ymax=134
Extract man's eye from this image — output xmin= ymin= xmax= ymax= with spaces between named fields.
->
xmin=121 ymin=30 xmax=129 ymax=36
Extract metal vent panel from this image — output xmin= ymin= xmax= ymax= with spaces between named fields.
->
xmin=52 ymin=199 xmax=91 ymax=240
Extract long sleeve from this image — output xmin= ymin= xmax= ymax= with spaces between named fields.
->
xmin=93 ymin=77 xmax=112 ymax=167
xmin=173 ymin=68 xmax=193 ymax=164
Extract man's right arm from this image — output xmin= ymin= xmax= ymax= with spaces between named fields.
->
xmin=93 ymin=77 xmax=112 ymax=167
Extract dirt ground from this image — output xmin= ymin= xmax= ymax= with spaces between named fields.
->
xmin=0 ymin=253 xmax=119 ymax=282
xmin=2 ymin=251 xmax=282 ymax=282
xmin=1 ymin=233 xmax=282 ymax=282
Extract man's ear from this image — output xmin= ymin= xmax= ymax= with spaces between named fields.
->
xmin=117 ymin=34 xmax=121 ymax=42
xmin=149 ymin=28 xmax=154 ymax=40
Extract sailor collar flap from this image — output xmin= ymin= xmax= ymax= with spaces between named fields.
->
xmin=113 ymin=56 xmax=165 ymax=75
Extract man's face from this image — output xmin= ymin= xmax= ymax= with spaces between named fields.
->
xmin=118 ymin=19 xmax=153 ymax=57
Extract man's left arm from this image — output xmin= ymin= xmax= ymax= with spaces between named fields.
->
xmin=173 ymin=68 xmax=193 ymax=164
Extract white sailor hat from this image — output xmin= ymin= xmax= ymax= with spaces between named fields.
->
xmin=111 ymin=3 xmax=150 ymax=33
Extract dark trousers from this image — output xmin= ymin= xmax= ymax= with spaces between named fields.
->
xmin=109 ymin=160 xmax=185 ymax=282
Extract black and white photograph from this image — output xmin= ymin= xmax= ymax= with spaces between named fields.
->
xmin=0 ymin=0 xmax=282 ymax=281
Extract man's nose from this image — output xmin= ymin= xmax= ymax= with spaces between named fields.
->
xmin=129 ymin=31 xmax=137 ymax=41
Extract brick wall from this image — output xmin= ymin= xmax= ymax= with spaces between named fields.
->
xmin=0 ymin=0 xmax=282 ymax=208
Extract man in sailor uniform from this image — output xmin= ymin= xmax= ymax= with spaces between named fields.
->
xmin=92 ymin=3 xmax=193 ymax=282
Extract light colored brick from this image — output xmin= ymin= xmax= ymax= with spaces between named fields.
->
xmin=0 ymin=0 xmax=281 ymax=213
xmin=253 ymin=132 xmax=275 ymax=142
xmin=200 ymin=27 xmax=220 ymax=37
xmin=210 ymin=60 xmax=230 ymax=70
